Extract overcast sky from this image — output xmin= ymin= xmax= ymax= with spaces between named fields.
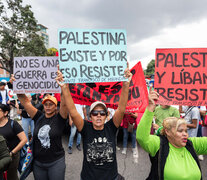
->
xmin=24 ymin=0 xmax=207 ymax=69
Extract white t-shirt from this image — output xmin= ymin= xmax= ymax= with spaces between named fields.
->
xmin=183 ymin=106 xmax=200 ymax=137
xmin=200 ymin=106 xmax=207 ymax=111
xmin=0 ymin=90 xmax=7 ymax=104
xmin=108 ymin=108 xmax=115 ymax=119
xmin=75 ymin=104 xmax=84 ymax=119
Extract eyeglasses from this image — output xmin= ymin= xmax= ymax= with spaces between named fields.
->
xmin=91 ymin=110 xmax=107 ymax=116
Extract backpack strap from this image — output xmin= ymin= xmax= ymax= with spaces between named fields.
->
xmin=11 ymin=119 xmax=14 ymax=128
xmin=183 ymin=106 xmax=194 ymax=118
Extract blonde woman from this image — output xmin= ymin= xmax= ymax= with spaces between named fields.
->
xmin=136 ymin=87 xmax=207 ymax=180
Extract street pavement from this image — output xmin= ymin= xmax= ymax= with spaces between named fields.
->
xmin=26 ymin=134 xmax=207 ymax=180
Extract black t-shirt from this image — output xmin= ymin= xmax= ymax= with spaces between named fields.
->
xmin=33 ymin=110 xmax=67 ymax=163
xmin=80 ymin=119 xmax=118 ymax=180
xmin=0 ymin=119 xmax=23 ymax=151
xmin=19 ymin=104 xmax=30 ymax=118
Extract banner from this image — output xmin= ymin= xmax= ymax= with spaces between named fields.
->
xmin=13 ymin=57 xmax=61 ymax=94
xmin=58 ymin=29 xmax=127 ymax=83
xmin=70 ymin=62 xmax=148 ymax=112
xmin=155 ymin=48 xmax=207 ymax=106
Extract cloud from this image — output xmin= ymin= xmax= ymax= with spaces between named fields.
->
xmin=24 ymin=0 xmax=207 ymax=68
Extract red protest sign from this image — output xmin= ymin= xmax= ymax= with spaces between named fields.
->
xmin=155 ymin=48 xmax=207 ymax=106
xmin=69 ymin=61 xmax=148 ymax=112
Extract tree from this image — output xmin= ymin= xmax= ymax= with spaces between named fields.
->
xmin=144 ymin=59 xmax=155 ymax=76
xmin=0 ymin=0 xmax=47 ymax=74
xmin=47 ymin=47 xmax=58 ymax=56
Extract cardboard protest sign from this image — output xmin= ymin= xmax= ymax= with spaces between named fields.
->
xmin=58 ymin=29 xmax=127 ymax=83
xmin=155 ymin=48 xmax=207 ymax=106
xmin=69 ymin=61 xmax=148 ymax=112
xmin=13 ymin=57 xmax=60 ymax=94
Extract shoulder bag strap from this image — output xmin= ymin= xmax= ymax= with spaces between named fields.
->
xmin=183 ymin=106 xmax=194 ymax=118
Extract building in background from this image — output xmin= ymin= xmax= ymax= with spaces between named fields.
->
xmin=37 ymin=24 xmax=49 ymax=48
xmin=0 ymin=63 xmax=9 ymax=80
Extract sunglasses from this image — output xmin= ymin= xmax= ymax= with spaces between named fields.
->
xmin=91 ymin=110 xmax=107 ymax=116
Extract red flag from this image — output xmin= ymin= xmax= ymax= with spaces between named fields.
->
xmin=70 ymin=61 xmax=148 ymax=112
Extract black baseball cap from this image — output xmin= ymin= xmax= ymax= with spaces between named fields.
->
xmin=0 ymin=104 xmax=10 ymax=112
xmin=0 ymin=82 xmax=6 ymax=86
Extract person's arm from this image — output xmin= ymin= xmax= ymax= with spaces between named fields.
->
xmin=136 ymin=87 xmax=160 ymax=156
xmin=15 ymin=103 xmax=22 ymax=115
xmin=152 ymin=123 xmax=160 ymax=130
xmin=7 ymin=74 xmax=15 ymax=89
xmin=59 ymin=92 xmax=68 ymax=119
xmin=113 ymin=64 xmax=132 ymax=128
xmin=17 ymin=94 xmax=37 ymax=119
xmin=129 ymin=112 xmax=138 ymax=119
xmin=179 ymin=105 xmax=184 ymax=113
xmin=187 ymin=119 xmax=198 ymax=129
xmin=68 ymin=115 xmax=73 ymax=126
xmin=56 ymin=70 xmax=84 ymax=132
xmin=187 ymin=108 xmax=200 ymax=128
xmin=0 ymin=137 xmax=12 ymax=171
xmin=190 ymin=137 xmax=207 ymax=155
xmin=10 ymin=131 xmax=27 ymax=155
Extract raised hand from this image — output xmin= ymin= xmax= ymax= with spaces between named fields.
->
xmin=124 ymin=62 xmax=132 ymax=83
xmin=9 ymin=74 xmax=15 ymax=83
xmin=147 ymin=86 xmax=159 ymax=112
xmin=55 ymin=65 xmax=65 ymax=87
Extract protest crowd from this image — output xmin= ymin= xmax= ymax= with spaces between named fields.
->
xmin=1 ymin=30 xmax=207 ymax=180
xmin=0 ymin=63 xmax=207 ymax=180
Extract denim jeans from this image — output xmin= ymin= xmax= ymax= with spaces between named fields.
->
xmin=123 ymin=128 xmax=136 ymax=148
xmin=33 ymin=156 xmax=65 ymax=180
xmin=22 ymin=117 xmax=34 ymax=141
xmin=68 ymin=124 xmax=81 ymax=147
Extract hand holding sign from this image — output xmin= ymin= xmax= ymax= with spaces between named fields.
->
xmin=9 ymin=74 xmax=15 ymax=84
xmin=58 ymin=29 xmax=127 ymax=84
xmin=56 ymin=65 xmax=65 ymax=87
xmin=123 ymin=62 xmax=132 ymax=83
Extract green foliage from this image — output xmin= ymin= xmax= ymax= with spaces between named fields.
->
xmin=47 ymin=47 xmax=58 ymax=56
xmin=0 ymin=0 xmax=47 ymax=74
xmin=144 ymin=59 xmax=155 ymax=76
